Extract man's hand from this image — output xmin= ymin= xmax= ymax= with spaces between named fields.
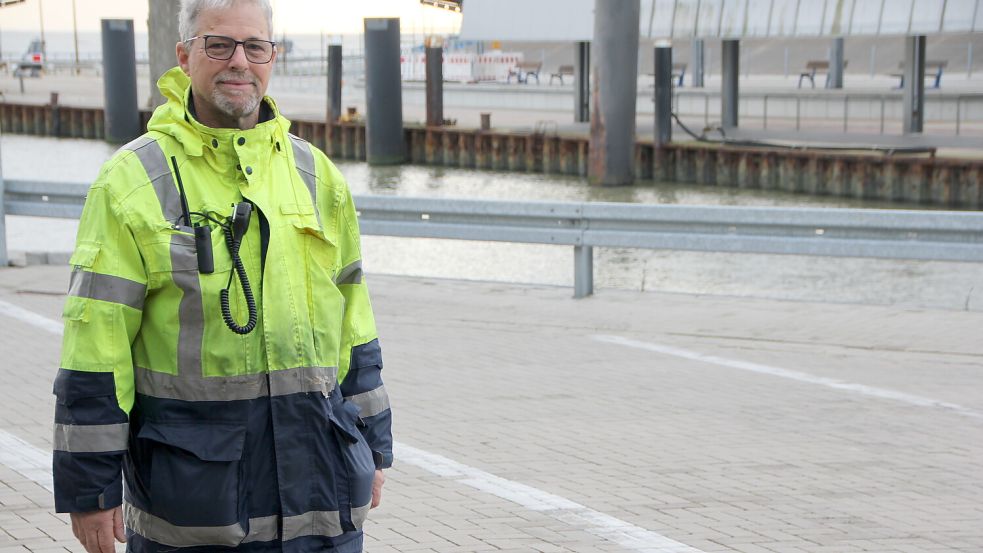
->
xmin=70 ymin=506 xmax=125 ymax=553
xmin=370 ymin=469 xmax=385 ymax=509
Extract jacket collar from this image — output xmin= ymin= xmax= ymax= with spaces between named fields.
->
xmin=147 ymin=67 xmax=292 ymax=158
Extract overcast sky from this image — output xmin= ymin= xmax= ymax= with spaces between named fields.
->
xmin=0 ymin=0 xmax=463 ymax=34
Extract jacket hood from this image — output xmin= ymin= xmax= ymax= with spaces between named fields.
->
xmin=147 ymin=67 xmax=291 ymax=158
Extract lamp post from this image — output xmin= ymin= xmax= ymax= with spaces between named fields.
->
xmin=72 ymin=0 xmax=80 ymax=74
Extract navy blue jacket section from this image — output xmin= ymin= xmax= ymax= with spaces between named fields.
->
xmin=342 ymin=340 xmax=393 ymax=469
xmin=52 ymin=369 xmax=128 ymax=512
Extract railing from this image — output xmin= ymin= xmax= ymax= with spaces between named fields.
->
xmin=4 ymin=179 xmax=983 ymax=298
xmin=674 ymin=90 xmax=983 ymax=137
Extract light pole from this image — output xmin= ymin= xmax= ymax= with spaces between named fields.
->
xmin=38 ymin=0 xmax=46 ymax=63
xmin=72 ymin=0 xmax=80 ymax=73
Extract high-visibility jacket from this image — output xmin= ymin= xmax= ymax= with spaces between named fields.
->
xmin=52 ymin=67 xmax=392 ymax=553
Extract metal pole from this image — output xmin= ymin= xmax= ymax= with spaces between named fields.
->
xmin=829 ymin=37 xmax=844 ymax=88
xmin=654 ymin=44 xmax=672 ymax=147
xmin=425 ymin=44 xmax=444 ymax=127
xmin=101 ymin=19 xmax=140 ymax=144
xmin=969 ymin=42 xmax=974 ymax=78
xmin=38 ymin=0 xmax=46 ymax=65
xmin=72 ymin=0 xmax=80 ymax=74
xmin=722 ymin=39 xmax=739 ymax=128
xmin=364 ymin=18 xmax=405 ymax=165
xmin=691 ymin=38 xmax=704 ymax=87
xmin=574 ymin=246 xmax=594 ymax=298
xmin=588 ymin=0 xmax=640 ymax=186
xmin=783 ymin=46 xmax=789 ymax=78
xmin=327 ymin=44 xmax=342 ymax=123
xmin=869 ymin=44 xmax=877 ymax=78
xmin=574 ymin=41 xmax=591 ymax=122
xmin=903 ymin=34 xmax=925 ymax=134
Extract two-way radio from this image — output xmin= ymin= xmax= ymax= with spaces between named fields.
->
xmin=171 ymin=156 xmax=258 ymax=335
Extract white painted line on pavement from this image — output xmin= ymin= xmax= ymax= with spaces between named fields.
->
xmin=2 ymin=297 xmax=705 ymax=552
xmin=593 ymin=334 xmax=983 ymax=422
xmin=0 ymin=429 xmax=54 ymax=492
xmin=0 ymin=299 xmax=65 ymax=335
xmin=395 ymin=442 xmax=705 ymax=553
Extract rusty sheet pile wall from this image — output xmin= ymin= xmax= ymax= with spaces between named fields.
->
xmin=1 ymin=102 xmax=980 ymax=208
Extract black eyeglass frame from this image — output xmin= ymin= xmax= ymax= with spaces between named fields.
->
xmin=185 ymin=34 xmax=277 ymax=64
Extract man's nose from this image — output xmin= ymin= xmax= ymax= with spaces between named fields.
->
xmin=227 ymin=42 xmax=250 ymax=69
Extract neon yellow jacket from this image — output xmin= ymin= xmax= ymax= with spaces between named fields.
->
xmin=53 ymin=67 xmax=391 ymax=551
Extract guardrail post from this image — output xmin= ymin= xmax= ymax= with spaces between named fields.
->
xmin=574 ymin=245 xmax=593 ymax=298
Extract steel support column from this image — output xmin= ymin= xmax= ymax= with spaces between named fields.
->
xmin=364 ymin=18 xmax=405 ymax=165
xmin=101 ymin=19 xmax=140 ymax=144
xmin=721 ymin=39 xmax=740 ymax=129
xmin=588 ymin=0 xmax=640 ymax=186
xmin=691 ymin=38 xmax=705 ymax=87
xmin=574 ymin=41 xmax=591 ymax=123
xmin=574 ymin=245 xmax=593 ymax=298
xmin=903 ymin=35 xmax=926 ymax=134
xmin=426 ymin=45 xmax=444 ymax=127
xmin=327 ymin=44 xmax=342 ymax=123
xmin=829 ymin=37 xmax=845 ymax=89
xmin=653 ymin=45 xmax=672 ymax=147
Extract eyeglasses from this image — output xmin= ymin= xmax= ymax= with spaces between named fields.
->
xmin=186 ymin=35 xmax=276 ymax=64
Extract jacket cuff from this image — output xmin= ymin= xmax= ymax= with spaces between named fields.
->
xmin=53 ymin=464 xmax=123 ymax=513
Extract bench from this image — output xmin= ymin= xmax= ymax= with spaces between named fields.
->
xmin=671 ymin=62 xmax=687 ymax=87
xmin=798 ymin=60 xmax=848 ymax=89
xmin=644 ymin=63 xmax=688 ymax=88
xmin=508 ymin=61 xmax=543 ymax=84
xmin=549 ymin=64 xmax=574 ymax=85
xmin=890 ymin=60 xmax=948 ymax=89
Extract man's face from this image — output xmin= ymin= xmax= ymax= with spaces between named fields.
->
xmin=176 ymin=2 xmax=276 ymax=127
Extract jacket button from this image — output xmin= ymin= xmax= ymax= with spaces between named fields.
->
xmin=238 ymin=137 xmax=246 ymax=146
xmin=212 ymin=139 xmax=218 ymax=148
xmin=236 ymin=164 xmax=242 ymax=171
xmin=245 ymin=166 xmax=253 ymax=175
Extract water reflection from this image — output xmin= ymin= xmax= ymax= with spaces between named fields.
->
xmin=334 ymin=160 xmax=927 ymax=210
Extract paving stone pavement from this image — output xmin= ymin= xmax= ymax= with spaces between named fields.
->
xmin=0 ymin=265 xmax=981 ymax=553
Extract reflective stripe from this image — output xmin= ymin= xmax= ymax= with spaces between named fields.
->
xmin=68 ymin=269 xmax=146 ymax=311
xmin=269 ymin=366 xmax=339 ymax=397
xmin=351 ymin=502 xmax=371 ymax=529
xmin=288 ymin=134 xmax=321 ymax=227
xmin=335 ymin=260 xmax=363 ymax=286
xmin=241 ymin=515 xmax=279 ymax=543
xmin=171 ymin=236 xmax=204 ymax=376
xmin=282 ymin=510 xmax=343 ymax=541
xmin=126 ymin=137 xmax=183 ymax=223
xmin=53 ymin=422 xmax=129 ymax=453
xmin=124 ymin=501 xmax=247 ymax=547
xmin=345 ymin=385 xmax=390 ymax=419
xmin=134 ymin=365 xmax=337 ymax=402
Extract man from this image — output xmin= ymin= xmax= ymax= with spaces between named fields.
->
xmin=52 ymin=1 xmax=392 ymax=552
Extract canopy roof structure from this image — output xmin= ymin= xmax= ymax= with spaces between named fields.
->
xmin=459 ymin=0 xmax=983 ymax=42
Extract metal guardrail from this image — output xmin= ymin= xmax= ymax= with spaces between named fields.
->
xmin=5 ymin=179 xmax=981 ymax=298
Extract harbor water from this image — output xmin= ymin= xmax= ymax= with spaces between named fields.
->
xmin=2 ymin=134 xmax=981 ymax=310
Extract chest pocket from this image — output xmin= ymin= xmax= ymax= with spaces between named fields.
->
xmin=284 ymin=205 xmax=345 ymax=364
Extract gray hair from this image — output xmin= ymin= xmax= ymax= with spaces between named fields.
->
xmin=179 ymin=0 xmax=274 ymax=41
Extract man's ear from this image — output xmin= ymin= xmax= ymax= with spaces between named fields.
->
xmin=176 ymin=40 xmax=190 ymax=74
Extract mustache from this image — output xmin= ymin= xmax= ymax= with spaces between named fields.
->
xmin=215 ymin=71 xmax=258 ymax=85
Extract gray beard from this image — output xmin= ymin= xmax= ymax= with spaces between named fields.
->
xmin=210 ymin=87 xmax=261 ymax=120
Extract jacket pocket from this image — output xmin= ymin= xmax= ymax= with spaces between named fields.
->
xmin=331 ymin=400 xmax=376 ymax=525
xmin=138 ymin=421 xmax=247 ymax=530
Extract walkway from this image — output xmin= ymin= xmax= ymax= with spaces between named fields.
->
xmin=0 ymin=265 xmax=981 ymax=552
